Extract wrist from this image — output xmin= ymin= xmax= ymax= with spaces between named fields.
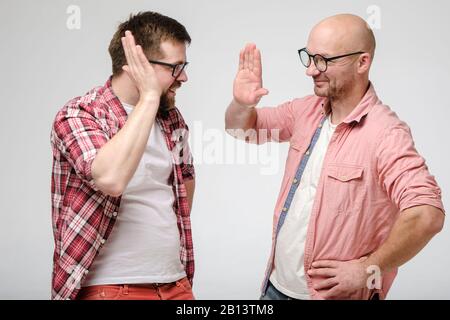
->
xmin=139 ymin=93 xmax=160 ymax=105
xmin=233 ymin=98 xmax=256 ymax=109
xmin=361 ymin=255 xmax=384 ymax=275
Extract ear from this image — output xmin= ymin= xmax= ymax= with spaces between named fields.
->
xmin=357 ymin=53 xmax=372 ymax=74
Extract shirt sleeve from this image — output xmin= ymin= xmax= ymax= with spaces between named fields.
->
xmin=170 ymin=113 xmax=195 ymax=181
xmin=51 ymin=106 xmax=109 ymax=191
xmin=375 ymin=123 xmax=445 ymax=214
xmin=180 ymin=139 xmax=195 ymax=181
xmin=254 ymin=100 xmax=296 ymax=144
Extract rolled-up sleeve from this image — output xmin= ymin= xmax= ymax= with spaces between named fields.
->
xmin=376 ymin=124 xmax=445 ymax=214
xmin=181 ymin=141 xmax=195 ymax=181
xmin=51 ymin=108 xmax=109 ymax=191
xmin=254 ymin=100 xmax=296 ymax=144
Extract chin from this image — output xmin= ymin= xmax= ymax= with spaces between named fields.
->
xmin=159 ymin=93 xmax=176 ymax=113
xmin=313 ymin=87 xmax=329 ymax=97
xmin=167 ymin=98 xmax=175 ymax=109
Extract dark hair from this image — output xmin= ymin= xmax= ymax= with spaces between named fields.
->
xmin=109 ymin=11 xmax=191 ymax=75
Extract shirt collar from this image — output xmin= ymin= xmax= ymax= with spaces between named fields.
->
xmin=103 ymin=76 xmax=180 ymax=128
xmin=103 ymin=76 xmax=128 ymax=125
xmin=320 ymin=82 xmax=380 ymax=124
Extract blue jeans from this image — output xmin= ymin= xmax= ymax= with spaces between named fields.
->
xmin=260 ymin=281 xmax=300 ymax=300
xmin=260 ymin=281 xmax=381 ymax=300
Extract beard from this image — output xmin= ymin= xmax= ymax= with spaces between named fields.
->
xmin=314 ymin=75 xmax=355 ymax=102
xmin=158 ymin=91 xmax=175 ymax=118
xmin=157 ymin=81 xmax=180 ymax=118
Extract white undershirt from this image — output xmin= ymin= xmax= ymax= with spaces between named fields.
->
xmin=270 ymin=115 xmax=337 ymax=299
xmin=83 ymin=102 xmax=186 ymax=287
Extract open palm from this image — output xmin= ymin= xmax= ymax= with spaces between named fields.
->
xmin=121 ymin=30 xmax=162 ymax=100
xmin=233 ymin=43 xmax=269 ymax=107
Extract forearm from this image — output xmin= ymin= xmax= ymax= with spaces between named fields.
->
xmin=185 ymin=179 xmax=195 ymax=213
xmin=225 ymin=99 xmax=257 ymax=131
xmin=364 ymin=205 xmax=444 ymax=275
xmin=92 ymin=96 xmax=159 ymax=196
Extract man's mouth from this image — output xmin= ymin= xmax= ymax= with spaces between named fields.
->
xmin=314 ymin=79 xmax=328 ymax=86
xmin=168 ymin=83 xmax=181 ymax=94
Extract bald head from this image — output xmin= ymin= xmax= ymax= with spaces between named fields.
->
xmin=308 ymin=14 xmax=376 ymax=59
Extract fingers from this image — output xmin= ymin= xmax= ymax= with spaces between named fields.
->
xmin=239 ymin=49 xmax=244 ymax=71
xmin=253 ymin=48 xmax=263 ymax=77
xmin=255 ymin=88 xmax=269 ymax=98
xmin=122 ymin=30 xmax=144 ymax=77
xmin=120 ymin=30 xmax=161 ymax=98
xmin=121 ymin=65 xmax=131 ymax=75
xmin=248 ymin=45 xmax=254 ymax=72
xmin=124 ymin=31 xmax=136 ymax=65
xmin=321 ymin=286 xmax=342 ymax=300
xmin=234 ymin=43 xmax=268 ymax=107
xmin=136 ymin=45 xmax=153 ymax=71
xmin=122 ymin=33 xmax=138 ymax=78
xmin=314 ymin=278 xmax=339 ymax=291
xmin=243 ymin=44 xmax=250 ymax=70
xmin=312 ymin=260 xmax=340 ymax=269
xmin=127 ymin=31 xmax=142 ymax=72
xmin=121 ymin=36 xmax=133 ymax=74
xmin=308 ymin=267 xmax=338 ymax=278
xmin=242 ymin=43 xmax=257 ymax=72
xmin=249 ymin=88 xmax=269 ymax=102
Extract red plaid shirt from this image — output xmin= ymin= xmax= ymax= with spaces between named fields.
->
xmin=50 ymin=78 xmax=195 ymax=300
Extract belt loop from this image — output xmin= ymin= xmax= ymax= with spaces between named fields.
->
xmin=123 ymin=284 xmax=129 ymax=295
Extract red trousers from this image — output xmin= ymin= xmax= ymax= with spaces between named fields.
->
xmin=76 ymin=277 xmax=195 ymax=300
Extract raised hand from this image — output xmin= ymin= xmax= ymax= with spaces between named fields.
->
xmin=121 ymin=30 xmax=162 ymax=101
xmin=233 ymin=43 xmax=269 ymax=108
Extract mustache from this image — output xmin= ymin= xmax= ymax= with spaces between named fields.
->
xmin=170 ymin=81 xmax=182 ymax=90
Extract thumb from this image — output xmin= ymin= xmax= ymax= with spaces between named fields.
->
xmin=255 ymin=88 xmax=269 ymax=98
xmin=122 ymin=65 xmax=131 ymax=76
xmin=122 ymin=65 xmax=136 ymax=82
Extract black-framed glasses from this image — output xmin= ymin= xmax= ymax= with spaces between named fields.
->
xmin=298 ymin=48 xmax=365 ymax=72
xmin=148 ymin=60 xmax=189 ymax=78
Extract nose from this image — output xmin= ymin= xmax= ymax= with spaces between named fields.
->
xmin=306 ymin=62 xmax=320 ymax=77
xmin=176 ymin=68 xmax=188 ymax=82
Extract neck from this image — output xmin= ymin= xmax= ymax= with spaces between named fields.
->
xmin=329 ymin=80 xmax=370 ymax=125
xmin=111 ymin=73 xmax=140 ymax=107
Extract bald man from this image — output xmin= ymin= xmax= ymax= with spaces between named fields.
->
xmin=225 ymin=14 xmax=445 ymax=300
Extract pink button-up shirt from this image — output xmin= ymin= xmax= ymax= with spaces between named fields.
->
xmin=254 ymin=84 xmax=444 ymax=299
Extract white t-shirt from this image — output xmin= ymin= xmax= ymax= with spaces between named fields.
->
xmin=270 ymin=115 xmax=337 ymax=299
xmin=83 ymin=103 xmax=186 ymax=287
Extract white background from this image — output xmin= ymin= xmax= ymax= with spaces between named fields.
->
xmin=0 ymin=0 xmax=449 ymax=299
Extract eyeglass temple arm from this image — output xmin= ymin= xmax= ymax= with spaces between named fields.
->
xmin=326 ymin=52 xmax=365 ymax=62
xmin=148 ymin=60 xmax=175 ymax=67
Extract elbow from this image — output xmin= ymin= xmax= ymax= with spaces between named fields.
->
xmin=430 ymin=211 xmax=445 ymax=235
xmin=105 ymin=185 xmax=125 ymax=198
xmin=93 ymin=175 xmax=125 ymax=197
xmin=101 ymin=181 xmax=125 ymax=197
xmin=422 ymin=206 xmax=445 ymax=236
xmin=91 ymin=158 xmax=125 ymax=197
